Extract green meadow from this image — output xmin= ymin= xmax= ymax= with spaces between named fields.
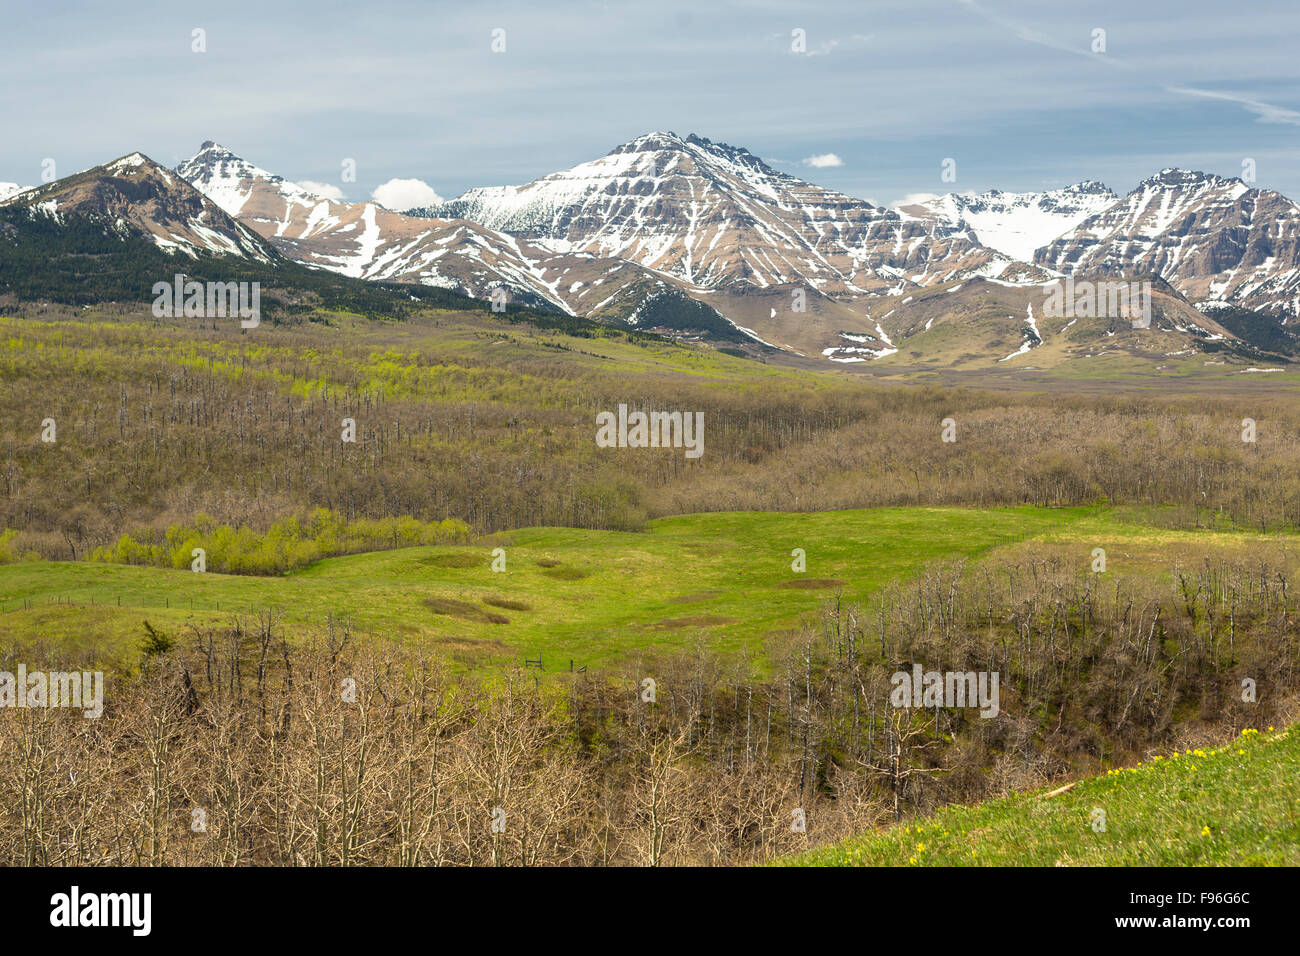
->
xmin=780 ymin=726 xmax=1300 ymax=866
xmin=2 ymin=503 xmax=1293 ymax=672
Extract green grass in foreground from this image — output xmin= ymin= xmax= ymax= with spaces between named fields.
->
xmin=781 ymin=726 xmax=1300 ymax=866
xmin=1 ymin=504 xmax=1295 ymax=672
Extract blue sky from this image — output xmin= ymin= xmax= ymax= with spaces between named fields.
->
xmin=2 ymin=0 xmax=1297 ymax=206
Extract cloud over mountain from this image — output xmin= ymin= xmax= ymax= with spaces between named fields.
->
xmin=298 ymin=181 xmax=345 ymax=201
xmin=372 ymin=178 xmax=444 ymax=212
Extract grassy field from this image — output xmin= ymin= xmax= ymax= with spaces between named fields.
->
xmin=780 ymin=725 xmax=1300 ymax=866
xmin=2 ymin=503 xmax=1296 ymax=672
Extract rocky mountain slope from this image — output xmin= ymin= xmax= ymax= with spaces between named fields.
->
xmin=177 ymin=142 xmax=572 ymax=311
xmin=1035 ymin=169 xmax=1300 ymax=319
xmin=826 ymin=274 xmax=1243 ymax=370
xmin=13 ymin=137 xmax=1280 ymax=369
xmin=175 ymin=142 xmax=741 ymax=335
xmin=420 ymin=132 xmax=1046 ymax=298
xmin=0 ymin=152 xmax=278 ymax=262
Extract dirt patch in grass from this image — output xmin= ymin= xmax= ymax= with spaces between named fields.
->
xmin=418 ymin=552 xmax=480 ymax=569
xmin=425 ymin=597 xmax=479 ymax=617
xmin=541 ymin=566 xmax=588 ymax=581
xmin=425 ymin=597 xmax=509 ymax=624
xmin=776 ymin=578 xmax=848 ymax=589
xmin=670 ymin=590 xmax=725 ymax=604
xmin=484 ymin=596 xmax=531 ymax=611
xmin=648 ymin=615 xmax=737 ymax=630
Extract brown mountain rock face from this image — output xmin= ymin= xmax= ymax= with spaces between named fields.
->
xmin=1036 ymin=169 xmax=1300 ymax=319
xmin=425 ymin=131 xmax=1040 ymax=297
xmin=176 ymin=142 xmax=727 ymax=321
xmin=1 ymin=152 xmax=278 ymax=262
xmin=165 ymin=138 xmax=1300 ymax=365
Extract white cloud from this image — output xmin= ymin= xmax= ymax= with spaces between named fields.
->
xmin=893 ymin=192 xmax=942 ymax=206
xmin=297 ymin=180 xmax=345 ymax=201
xmin=1166 ymin=86 xmax=1300 ymax=126
xmin=803 ymin=153 xmax=844 ymax=168
xmin=372 ymin=178 xmax=444 ymax=211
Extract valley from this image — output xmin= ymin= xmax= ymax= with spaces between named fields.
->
xmin=2 ymin=118 xmax=1298 ymax=873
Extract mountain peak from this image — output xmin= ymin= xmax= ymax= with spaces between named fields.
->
xmin=177 ymin=143 xmax=297 ymax=217
xmin=195 ymin=141 xmax=248 ymax=159
xmin=1064 ymin=179 xmax=1115 ymax=195
xmin=1037 ymin=165 xmax=1299 ymax=316
xmin=105 ymin=151 xmax=154 ymax=172
xmin=1138 ymin=168 xmax=1237 ymax=191
xmin=17 ymin=151 xmax=174 ymax=196
xmin=428 ymin=131 xmax=1009 ymax=296
xmin=614 ymin=131 xmax=699 ymax=157
xmin=612 ymin=131 xmax=767 ymax=168
xmin=2 ymin=148 xmax=276 ymax=263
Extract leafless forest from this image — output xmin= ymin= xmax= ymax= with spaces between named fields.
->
xmin=3 ymin=313 xmax=1300 ymax=563
xmin=4 ymin=545 xmax=1294 ymax=865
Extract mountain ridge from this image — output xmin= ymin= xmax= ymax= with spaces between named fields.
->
xmin=4 ymin=134 xmax=1299 ymax=369
xmin=1036 ymin=168 xmax=1300 ymax=319
xmin=418 ymin=130 xmax=1044 ymax=299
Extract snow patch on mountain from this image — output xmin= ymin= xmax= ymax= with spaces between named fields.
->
xmin=0 ymin=183 xmax=31 ymax=203
xmin=897 ymin=182 xmax=1118 ymax=261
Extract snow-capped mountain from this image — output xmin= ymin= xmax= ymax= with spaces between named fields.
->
xmin=14 ymin=138 xmax=1300 ymax=367
xmin=177 ymin=142 xmax=579 ymax=311
xmin=0 ymin=183 xmax=29 ymax=203
xmin=161 ymin=138 xmax=1300 ymax=363
xmin=420 ymin=132 xmax=1045 ymax=296
xmin=0 ymin=152 xmax=277 ymax=262
xmin=175 ymin=142 xmax=740 ymax=329
xmin=1035 ymin=169 xmax=1300 ymax=318
xmin=896 ymin=182 xmax=1117 ymax=262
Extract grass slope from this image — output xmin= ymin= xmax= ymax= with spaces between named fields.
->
xmin=3 ymin=504 xmax=1296 ymax=673
xmin=781 ymin=726 xmax=1300 ymax=866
